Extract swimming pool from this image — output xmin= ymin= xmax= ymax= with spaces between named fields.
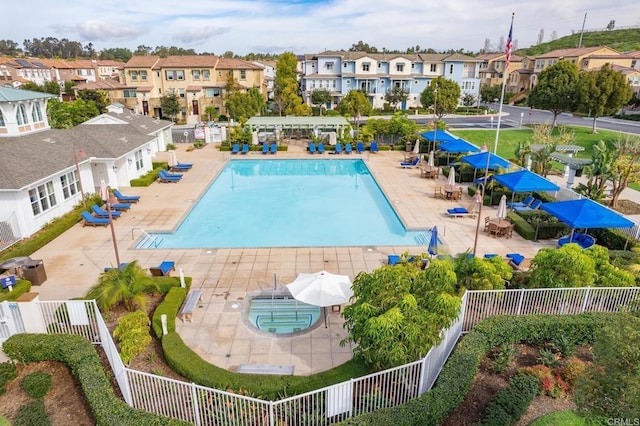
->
xmin=247 ymin=297 xmax=322 ymax=334
xmin=138 ymin=159 xmax=430 ymax=248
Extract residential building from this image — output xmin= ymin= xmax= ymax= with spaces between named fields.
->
xmin=0 ymin=57 xmax=53 ymax=87
xmin=252 ymin=60 xmax=276 ymax=100
xmin=299 ymin=51 xmax=481 ymax=110
xmin=477 ymin=53 xmax=528 ymax=93
xmin=0 ymin=86 xmax=173 ymax=245
xmin=121 ymin=55 xmax=266 ymax=124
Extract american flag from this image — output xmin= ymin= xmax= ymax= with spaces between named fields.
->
xmin=505 ymin=18 xmax=514 ymax=69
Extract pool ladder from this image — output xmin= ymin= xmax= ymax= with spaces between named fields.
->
xmin=415 ymin=232 xmax=428 ymax=245
xmin=132 ymin=228 xmax=164 ymax=248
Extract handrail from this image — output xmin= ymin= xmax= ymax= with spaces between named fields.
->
xmin=131 ymin=227 xmax=163 ymax=248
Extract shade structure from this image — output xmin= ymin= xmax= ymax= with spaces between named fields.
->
xmin=420 ymin=129 xmax=459 ymax=143
xmin=168 ymin=150 xmax=177 ymax=167
xmin=428 ymin=226 xmax=439 ymax=256
xmin=428 ymin=151 xmax=435 ymax=168
xmin=497 ymin=195 xmax=507 ymax=219
xmin=492 ymin=170 xmax=560 ymax=193
xmin=461 ymin=152 xmax=510 ymax=170
xmin=438 ymin=139 xmax=481 ymax=153
xmin=540 ymin=198 xmax=634 ymax=230
xmin=448 ymin=166 xmax=456 ymax=186
xmin=286 ymin=271 xmax=353 ymax=307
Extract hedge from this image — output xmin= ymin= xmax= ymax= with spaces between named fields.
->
xmin=130 ymin=166 xmax=165 ymax=187
xmin=151 ymin=286 xmax=188 ymax=338
xmin=2 ymin=334 xmax=189 ymax=426
xmin=506 ymin=212 xmax=536 ymax=241
xmin=481 ymin=373 xmax=541 ymax=426
xmin=342 ymin=312 xmax=621 ymax=425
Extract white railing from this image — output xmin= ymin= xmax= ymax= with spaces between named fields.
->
xmin=28 ymin=287 xmax=640 ymax=425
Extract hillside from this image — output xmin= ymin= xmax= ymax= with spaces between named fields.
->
xmin=517 ymin=28 xmax=640 ymax=56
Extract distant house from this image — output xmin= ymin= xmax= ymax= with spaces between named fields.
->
xmin=0 ymin=86 xmax=173 ymax=247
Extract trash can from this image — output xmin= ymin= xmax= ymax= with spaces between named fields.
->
xmin=405 ymin=141 xmax=413 ymax=152
xmin=22 ymin=259 xmax=47 ymax=285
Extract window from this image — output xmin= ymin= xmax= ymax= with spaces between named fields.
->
xmin=240 ymin=70 xmax=246 ymax=80
xmin=346 ymin=79 xmax=351 ymax=85
xmin=362 ymin=64 xmax=370 ymax=72
xmin=165 ymin=70 xmax=185 ymax=80
xmin=193 ymin=70 xmax=200 ymax=80
xmin=179 ymin=88 xmax=185 ymax=98
xmin=134 ymin=150 xmax=143 ymax=170
xmin=631 ymin=60 xmax=637 ymax=68
xmin=123 ymin=89 xmax=137 ymax=98
xmin=325 ymin=62 xmax=334 ymax=70
xmin=332 ymin=80 xmax=336 ymax=88
xmin=430 ymin=64 xmax=437 ymax=72
xmin=206 ymin=88 xmax=221 ymax=97
xmin=343 ymin=63 xmax=348 ymax=68
xmin=177 ymin=70 xmax=185 ymax=80
xmin=396 ymin=63 xmax=404 ymax=72
xmin=16 ymin=104 xmax=28 ymax=125
xmin=411 ymin=63 xmax=415 ymax=69
xmin=218 ymin=71 xmax=222 ymax=77
xmin=140 ymin=70 xmax=147 ymax=81
xmin=29 ymin=181 xmax=56 ymax=216
xmin=449 ymin=64 xmax=454 ymax=74
xmin=166 ymin=70 xmax=174 ymax=80
xmin=203 ymin=70 xmax=210 ymax=80
xmin=32 ymin=103 xmax=43 ymax=122
xmin=60 ymin=171 xmax=80 ymax=199
xmin=227 ymin=70 xmax=233 ymax=77
xmin=130 ymin=70 xmax=138 ymax=81
xmin=0 ymin=110 xmax=4 ymax=126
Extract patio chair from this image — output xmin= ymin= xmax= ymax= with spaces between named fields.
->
xmin=513 ymin=199 xmax=542 ymax=212
xmin=149 ymin=261 xmax=176 ymax=277
xmin=170 ymin=162 xmax=193 ymax=172
xmin=335 ymin=143 xmax=343 ymax=154
xmin=318 ymin=143 xmax=325 ymax=154
xmin=241 ymin=143 xmax=249 ymax=154
xmin=434 ymin=186 xmax=444 ymax=199
xmin=81 ymin=211 xmax=110 ymax=227
xmin=507 ymin=195 xmax=534 ymax=209
xmin=506 ymin=253 xmax=532 ymax=271
xmin=356 ymin=142 xmax=364 ymax=153
xmin=262 ymin=143 xmax=269 ymax=154
xmin=345 ymin=143 xmax=353 ymax=154
xmin=400 ymin=157 xmax=420 ymax=168
xmin=113 ymin=190 xmax=140 ymax=203
xmin=370 ymin=141 xmax=379 ymax=153
xmin=110 ymin=203 xmax=131 ymax=211
xmin=446 ymin=203 xmax=479 ymax=218
xmin=231 ymin=143 xmax=240 ymax=154
xmin=451 ymin=187 xmax=463 ymax=201
xmin=158 ymin=170 xmax=182 ymax=183
xmin=270 ymin=143 xmax=277 ymax=154
xmin=309 ymin=142 xmax=316 ymax=154
xmin=91 ymin=204 xmax=122 ymax=219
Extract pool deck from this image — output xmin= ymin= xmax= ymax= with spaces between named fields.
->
xmin=27 ymin=142 xmax=559 ymax=375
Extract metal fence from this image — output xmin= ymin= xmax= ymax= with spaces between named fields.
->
xmin=0 ymin=212 xmax=21 ymax=252
xmin=29 ymin=287 xmax=640 ymax=425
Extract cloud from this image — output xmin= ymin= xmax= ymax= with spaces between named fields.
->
xmin=172 ymin=26 xmax=232 ymax=45
xmin=51 ymin=21 xmax=146 ymax=42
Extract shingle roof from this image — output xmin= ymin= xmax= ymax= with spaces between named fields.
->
xmin=216 ymin=58 xmax=263 ymax=70
xmin=124 ymin=55 xmax=161 ymax=68
xmin=74 ymin=79 xmax=126 ymax=90
xmin=0 ymin=86 xmax=56 ymax=102
xmin=534 ymin=46 xmax=618 ymax=59
xmin=153 ymin=55 xmax=219 ymax=69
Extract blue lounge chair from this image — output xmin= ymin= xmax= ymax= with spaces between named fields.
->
xmin=318 ymin=143 xmax=325 ymax=154
xmin=149 ymin=261 xmax=175 ymax=276
xmin=81 ymin=211 xmax=110 ymax=227
xmin=262 ymin=143 xmax=269 ymax=154
xmin=231 ymin=144 xmax=239 ymax=154
xmin=558 ymin=233 xmax=596 ymax=249
xmin=335 ymin=143 xmax=343 ymax=154
xmin=370 ymin=141 xmax=379 ymax=153
xmin=111 ymin=203 xmax=131 ymax=211
xmin=400 ymin=157 xmax=420 ymax=168
xmin=309 ymin=142 xmax=316 ymax=154
xmin=506 ymin=253 xmax=531 ymax=270
xmin=270 ymin=143 xmax=277 ymax=154
xmin=241 ymin=143 xmax=249 ymax=154
xmin=91 ymin=204 xmax=122 ymax=219
xmin=356 ymin=142 xmax=364 ymax=153
xmin=158 ymin=170 xmax=182 ymax=183
xmin=513 ymin=199 xmax=542 ymax=213
xmin=507 ymin=195 xmax=534 ymax=209
xmin=446 ymin=203 xmax=479 ymax=218
xmin=170 ymin=162 xmax=193 ymax=172
xmin=104 ymin=263 xmax=129 ymax=272
xmin=113 ymin=190 xmax=140 ymax=203
xmin=345 ymin=143 xmax=353 ymax=154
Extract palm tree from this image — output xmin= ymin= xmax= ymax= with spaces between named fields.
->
xmin=86 ymin=261 xmax=160 ymax=311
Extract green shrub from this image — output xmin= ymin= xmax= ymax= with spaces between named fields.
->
xmin=507 ymin=212 xmax=536 ymax=240
xmin=20 ymin=371 xmax=52 ymax=398
xmin=490 ymin=344 xmax=517 ymax=374
xmin=0 ymin=279 xmax=31 ymax=302
xmin=130 ymin=166 xmax=165 ymax=187
xmin=152 ymin=286 xmax=188 ymax=338
xmin=0 ymin=415 xmax=11 ymax=426
xmin=113 ymin=311 xmax=152 ymax=365
xmin=589 ymin=227 xmax=637 ymax=250
xmin=14 ymin=400 xmax=51 ymax=426
xmin=0 ymin=362 xmax=17 ymax=395
xmin=529 ymin=410 xmax=589 ymax=426
xmin=481 ymin=373 xmax=541 ymax=426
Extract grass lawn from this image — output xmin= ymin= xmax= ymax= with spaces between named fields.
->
xmin=529 ymin=410 xmax=591 ymax=426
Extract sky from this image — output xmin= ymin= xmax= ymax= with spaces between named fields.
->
xmin=4 ymin=1 xmax=640 ymax=56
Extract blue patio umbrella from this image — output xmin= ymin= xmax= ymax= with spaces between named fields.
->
xmin=492 ymin=170 xmax=560 ymax=193
xmin=420 ymin=130 xmax=460 ymax=143
xmin=438 ymin=139 xmax=480 ymax=153
xmin=540 ymin=198 xmax=633 ymax=230
xmin=428 ymin=226 xmax=439 ymax=256
xmin=461 ymin=152 xmax=511 ymax=170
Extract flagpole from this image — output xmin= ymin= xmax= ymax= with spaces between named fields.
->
xmin=493 ymin=12 xmax=515 ymax=154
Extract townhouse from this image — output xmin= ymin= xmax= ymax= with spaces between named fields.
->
xmin=298 ymin=51 xmax=481 ymax=110
xmin=120 ymin=55 xmax=266 ymax=124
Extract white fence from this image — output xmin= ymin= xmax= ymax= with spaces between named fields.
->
xmin=29 ymin=287 xmax=640 ymax=425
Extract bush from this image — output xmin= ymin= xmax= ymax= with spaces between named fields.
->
xmin=0 ymin=362 xmax=17 ymax=395
xmin=0 ymin=279 xmax=31 ymax=302
xmin=130 ymin=166 xmax=165 ymax=187
xmin=14 ymin=400 xmax=51 ymax=426
xmin=481 ymin=374 xmax=541 ymax=426
xmin=507 ymin=212 xmax=536 ymax=240
xmin=152 ymin=286 xmax=188 ymax=338
xmin=20 ymin=371 xmax=52 ymax=398
xmin=113 ymin=311 xmax=152 ymax=365
xmin=589 ymin=227 xmax=637 ymax=250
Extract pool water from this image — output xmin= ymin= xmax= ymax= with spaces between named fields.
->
xmin=138 ymin=159 xmax=430 ymax=248
xmin=247 ymin=298 xmax=321 ymax=334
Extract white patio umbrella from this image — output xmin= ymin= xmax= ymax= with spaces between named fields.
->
xmin=428 ymin=151 xmax=435 ymax=168
xmin=251 ymin=131 xmax=259 ymax=145
xmin=168 ymin=150 xmax=177 ymax=167
xmin=99 ymin=179 xmax=109 ymax=201
xmin=329 ymin=132 xmax=337 ymax=146
xmin=286 ymin=271 xmax=353 ymax=327
xmin=412 ymin=139 xmax=420 ymax=155
xmin=448 ymin=166 xmax=456 ymax=186
xmin=497 ymin=194 xmax=507 ymax=219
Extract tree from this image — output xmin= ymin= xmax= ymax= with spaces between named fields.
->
xmin=480 ymin=84 xmax=502 ymax=103
xmin=462 ymin=93 xmax=476 ymax=111
xmin=349 ymin=41 xmax=378 ymax=53
xmin=574 ymin=140 xmax=613 ymax=201
xmin=85 ymin=261 xmax=159 ymax=312
xmin=341 ymin=259 xmax=461 ymax=370
xmin=225 ymin=88 xmax=266 ymax=121
xmin=160 ymin=92 xmax=181 ymax=122
xmin=529 ymin=244 xmax=597 ymax=288
xmin=420 ymin=77 xmax=461 ymax=119
xmin=527 ymin=60 xmax=579 ymax=127
xmin=384 ymin=86 xmax=409 ymax=111
xmin=310 ymin=89 xmax=332 ymax=115
xmin=536 ymin=29 xmax=545 ymax=45
xmin=76 ymin=89 xmax=108 ymax=113
xmin=0 ymin=39 xmax=21 ymax=56
xmin=482 ymin=38 xmax=492 ymax=54
xmin=608 ymin=133 xmax=640 ymax=208
xmin=363 ymin=112 xmax=419 ymax=145
xmin=514 ymin=139 xmax=532 ymax=167
xmin=203 ymin=105 xmax=217 ymax=122
xmin=453 ymin=254 xmax=512 ymax=292
xmin=606 ymin=20 xmax=616 ymax=31
xmin=99 ymin=47 xmax=133 ymax=62
xmin=274 ymin=51 xmax=305 ymax=116
xmin=338 ymin=90 xmax=372 ymax=127
xmin=46 ymin=98 xmax=99 ymax=129
xmin=576 ymin=64 xmax=633 ymax=133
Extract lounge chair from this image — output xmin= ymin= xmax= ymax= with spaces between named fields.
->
xmin=91 ymin=204 xmax=122 ymax=219
xmin=370 ymin=141 xmax=379 ymax=153
xmin=104 ymin=263 xmax=129 ymax=272
xmin=356 ymin=142 xmax=364 ymax=153
xmin=262 ymin=143 xmax=269 ymax=154
xmin=513 ymin=199 xmax=542 ymax=213
xmin=400 ymin=157 xmax=420 ymax=168
xmin=81 ymin=211 xmax=110 ymax=227
xmin=231 ymin=144 xmax=239 ymax=154
xmin=110 ymin=203 xmax=131 ymax=211
xmin=558 ymin=233 xmax=596 ymax=249
xmin=318 ymin=143 xmax=325 ymax=154
xmin=309 ymin=142 xmax=316 ymax=154
xmin=113 ymin=190 xmax=140 ymax=203
xmin=158 ymin=170 xmax=183 ymax=183
xmin=149 ymin=261 xmax=175 ymax=277
xmin=446 ymin=203 xmax=479 ymax=218
xmin=345 ymin=143 xmax=353 ymax=154
xmin=241 ymin=143 xmax=249 ymax=154
xmin=506 ymin=253 xmax=532 ymax=271
xmin=507 ymin=195 xmax=534 ymax=209
xmin=335 ymin=143 xmax=343 ymax=154
xmin=270 ymin=143 xmax=277 ymax=154
xmin=170 ymin=162 xmax=193 ymax=172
